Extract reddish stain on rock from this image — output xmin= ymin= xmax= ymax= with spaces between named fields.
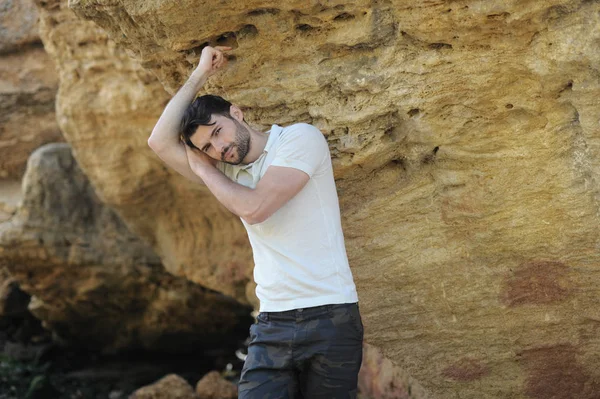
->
xmin=500 ymin=260 xmax=572 ymax=307
xmin=517 ymin=344 xmax=597 ymax=399
xmin=441 ymin=357 xmax=489 ymax=381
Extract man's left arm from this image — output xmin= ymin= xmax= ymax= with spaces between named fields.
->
xmin=186 ymin=124 xmax=326 ymax=225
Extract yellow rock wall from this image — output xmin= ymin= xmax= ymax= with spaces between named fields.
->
xmin=36 ymin=0 xmax=600 ymax=397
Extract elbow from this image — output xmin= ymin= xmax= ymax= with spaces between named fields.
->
xmin=147 ymin=136 xmax=163 ymax=153
xmin=241 ymin=207 xmax=268 ymax=226
xmin=242 ymin=213 xmax=264 ymax=226
xmin=147 ymin=136 xmax=157 ymax=150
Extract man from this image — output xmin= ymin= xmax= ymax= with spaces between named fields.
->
xmin=148 ymin=45 xmax=363 ymax=398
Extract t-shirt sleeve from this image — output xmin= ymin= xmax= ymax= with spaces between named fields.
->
xmin=269 ymin=123 xmax=329 ymax=178
xmin=216 ymin=161 xmax=233 ymax=180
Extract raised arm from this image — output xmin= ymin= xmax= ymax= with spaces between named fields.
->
xmin=147 ymin=46 xmax=231 ymax=184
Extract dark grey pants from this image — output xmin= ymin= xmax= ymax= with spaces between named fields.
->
xmin=238 ymin=303 xmax=364 ymax=399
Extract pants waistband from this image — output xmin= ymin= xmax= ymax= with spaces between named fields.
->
xmin=259 ymin=302 xmax=358 ymax=322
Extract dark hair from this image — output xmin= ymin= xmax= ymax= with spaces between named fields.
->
xmin=180 ymin=94 xmax=233 ymax=149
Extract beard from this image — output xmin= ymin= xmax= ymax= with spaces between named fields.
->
xmin=221 ymin=119 xmax=251 ymax=165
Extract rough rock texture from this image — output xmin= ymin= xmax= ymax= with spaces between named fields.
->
xmin=195 ymin=371 xmax=237 ymax=399
xmin=33 ymin=0 xmax=600 ymax=397
xmin=0 ymin=179 xmax=21 ymax=223
xmin=0 ymin=143 xmax=252 ymax=353
xmin=0 ymin=0 xmax=63 ymax=179
xmin=358 ymin=342 xmax=427 ymax=399
xmin=0 ymin=0 xmax=39 ymax=53
xmin=34 ymin=0 xmax=255 ymax=307
xmin=129 ymin=374 xmax=197 ymax=399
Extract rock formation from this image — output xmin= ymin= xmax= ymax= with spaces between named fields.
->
xmin=27 ymin=0 xmax=600 ymax=397
xmin=0 ymin=143 xmax=252 ymax=353
xmin=195 ymin=371 xmax=237 ymax=399
xmin=358 ymin=342 xmax=427 ymax=399
xmin=0 ymin=0 xmax=63 ymax=180
xmin=34 ymin=0 xmax=255 ymax=307
xmin=0 ymin=0 xmax=63 ymax=229
xmin=129 ymin=374 xmax=197 ymax=399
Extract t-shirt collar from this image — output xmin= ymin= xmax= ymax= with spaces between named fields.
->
xmin=239 ymin=124 xmax=281 ymax=170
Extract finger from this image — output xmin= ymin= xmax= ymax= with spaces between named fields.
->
xmin=214 ymin=46 xmax=233 ymax=51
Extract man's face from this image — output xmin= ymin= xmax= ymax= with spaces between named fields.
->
xmin=189 ymin=114 xmax=251 ymax=165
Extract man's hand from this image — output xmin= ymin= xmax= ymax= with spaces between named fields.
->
xmin=185 ymin=143 xmax=217 ymax=175
xmin=195 ymin=46 xmax=232 ymax=78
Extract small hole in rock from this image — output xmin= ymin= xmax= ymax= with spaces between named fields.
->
xmin=296 ymin=24 xmax=314 ymax=32
xmin=238 ymin=24 xmax=258 ymax=39
xmin=408 ymin=108 xmax=420 ymax=117
xmin=216 ymin=32 xmax=236 ymax=44
xmin=334 ymin=12 xmax=355 ymax=21
xmin=422 ymin=147 xmax=439 ymax=164
xmin=247 ymin=8 xmax=280 ymax=16
xmin=391 ymin=158 xmax=406 ymax=169
xmin=428 ymin=43 xmax=452 ymax=50
xmin=505 ymin=104 xmax=514 ymax=109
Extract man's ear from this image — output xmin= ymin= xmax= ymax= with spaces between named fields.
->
xmin=230 ymin=105 xmax=244 ymax=122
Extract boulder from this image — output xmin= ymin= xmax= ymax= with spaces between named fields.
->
xmin=0 ymin=144 xmax=252 ymax=353
xmin=129 ymin=374 xmax=197 ymax=399
xmin=195 ymin=371 xmax=237 ymax=399
xmin=0 ymin=0 xmax=39 ymax=53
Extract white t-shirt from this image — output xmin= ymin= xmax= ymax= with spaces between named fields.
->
xmin=217 ymin=123 xmax=359 ymax=312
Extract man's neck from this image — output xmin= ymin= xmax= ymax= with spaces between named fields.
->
xmin=241 ymin=125 xmax=270 ymax=164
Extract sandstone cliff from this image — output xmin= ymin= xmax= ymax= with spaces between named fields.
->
xmin=0 ymin=0 xmax=64 ymax=224
xmin=0 ymin=0 xmax=63 ymax=180
xmin=29 ymin=0 xmax=600 ymax=397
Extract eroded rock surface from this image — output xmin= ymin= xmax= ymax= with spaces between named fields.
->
xmin=358 ymin=342 xmax=428 ymax=399
xmin=0 ymin=0 xmax=39 ymax=53
xmin=32 ymin=0 xmax=600 ymax=397
xmin=129 ymin=374 xmax=197 ymax=399
xmin=0 ymin=0 xmax=63 ymax=179
xmin=34 ymin=0 xmax=255 ymax=307
xmin=195 ymin=371 xmax=237 ymax=399
xmin=0 ymin=143 xmax=252 ymax=353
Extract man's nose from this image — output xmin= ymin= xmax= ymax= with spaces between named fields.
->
xmin=212 ymin=139 xmax=226 ymax=156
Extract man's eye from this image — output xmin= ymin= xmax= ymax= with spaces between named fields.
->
xmin=216 ymin=128 xmax=221 ymax=135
